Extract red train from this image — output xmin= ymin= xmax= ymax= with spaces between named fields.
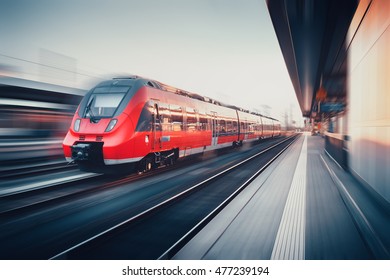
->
xmin=63 ymin=76 xmax=281 ymax=173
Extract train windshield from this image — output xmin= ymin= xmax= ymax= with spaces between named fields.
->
xmin=84 ymin=86 xmax=129 ymax=119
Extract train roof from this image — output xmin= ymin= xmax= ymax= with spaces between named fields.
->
xmin=111 ymin=76 xmax=279 ymax=122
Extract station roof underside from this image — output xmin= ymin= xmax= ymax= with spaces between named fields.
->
xmin=266 ymin=0 xmax=358 ymax=117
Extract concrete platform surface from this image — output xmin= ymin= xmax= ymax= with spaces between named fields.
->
xmin=173 ymin=133 xmax=390 ymax=260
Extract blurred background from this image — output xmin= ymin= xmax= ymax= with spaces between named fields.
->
xmin=0 ymin=46 xmax=104 ymax=171
xmin=0 ymin=0 xmax=304 ymax=173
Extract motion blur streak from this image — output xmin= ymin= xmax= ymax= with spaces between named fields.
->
xmin=0 ymin=75 xmax=85 ymax=173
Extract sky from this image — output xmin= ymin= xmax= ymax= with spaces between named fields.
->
xmin=0 ymin=0 xmax=302 ymax=125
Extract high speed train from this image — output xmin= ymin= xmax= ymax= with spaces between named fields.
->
xmin=63 ymin=76 xmax=281 ymax=173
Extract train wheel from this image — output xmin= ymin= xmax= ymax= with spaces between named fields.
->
xmin=146 ymin=158 xmax=153 ymax=171
xmin=137 ymin=161 xmax=144 ymax=174
xmin=137 ymin=157 xmax=153 ymax=174
xmin=166 ymin=156 xmax=175 ymax=166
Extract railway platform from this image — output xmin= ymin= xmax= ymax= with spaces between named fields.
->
xmin=173 ymin=132 xmax=390 ymax=260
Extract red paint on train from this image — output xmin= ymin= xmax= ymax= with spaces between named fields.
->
xmin=63 ymin=76 xmax=281 ymax=173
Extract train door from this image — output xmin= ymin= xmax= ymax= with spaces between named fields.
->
xmin=211 ymin=112 xmax=218 ymax=146
xmin=152 ymin=102 xmax=162 ymax=150
xmin=259 ymin=116 xmax=264 ymax=139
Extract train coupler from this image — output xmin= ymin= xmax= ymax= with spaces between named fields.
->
xmin=71 ymin=143 xmax=91 ymax=161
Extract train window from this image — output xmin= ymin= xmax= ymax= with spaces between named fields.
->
xmin=84 ymin=93 xmax=126 ymax=118
xmin=248 ymin=122 xmax=255 ymax=133
xmin=219 ymin=119 xmax=226 ymax=135
xmin=135 ymin=102 xmax=153 ymax=132
xmin=159 ymin=103 xmax=172 ymax=131
xmin=186 ymin=107 xmax=197 ymax=132
xmin=267 ymin=119 xmax=272 ymax=130
xmin=226 ymin=120 xmax=233 ymax=134
xmin=255 ymin=120 xmax=261 ymax=132
xmin=233 ymin=121 xmax=238 ymax=133
xmin=170 ymin=104 xmax=183 ymax=131
xmin=199 ymin=112 xmax=208 ymax=131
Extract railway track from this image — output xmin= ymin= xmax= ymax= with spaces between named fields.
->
xmin=0 ymin=172 xmax=103 ymax=215
xmin=0 ymin=159 xmax=77 ymax=180
xmin=0 ymin=136 xmax=290 ymax=216
xmin=0 ymin=139 xmax=67 ymax=180
xmin=50 ymin=134 xmax=299 ymax=259
xmin=0 ymin=159 xmax=188 ymax=216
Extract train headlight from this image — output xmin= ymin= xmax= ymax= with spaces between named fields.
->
xmin=105 ymin=119 xmax=118 ymax=132
xmin=74 ymin=119 xmax=81 ymax=132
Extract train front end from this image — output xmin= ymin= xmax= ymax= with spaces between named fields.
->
xmin=63 ymin=78 xmax=140 ymax=172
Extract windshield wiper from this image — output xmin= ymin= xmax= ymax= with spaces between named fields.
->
xmin=85 ymin=96 xmax=98 ymax=122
